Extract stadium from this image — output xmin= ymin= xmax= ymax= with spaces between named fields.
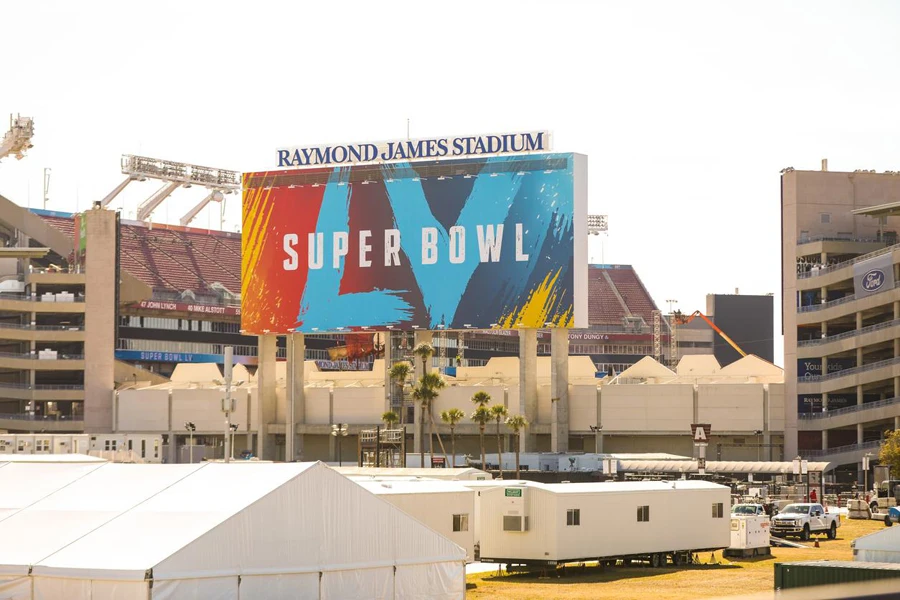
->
xmin=0 ymin=138 xmax=782 ymax=467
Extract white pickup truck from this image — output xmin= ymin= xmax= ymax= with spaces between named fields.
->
xmin=770 ymin=503 xmax=840 ymax=541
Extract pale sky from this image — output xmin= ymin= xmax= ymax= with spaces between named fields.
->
xmin=4 ymin=0 xmax=900 ymax=367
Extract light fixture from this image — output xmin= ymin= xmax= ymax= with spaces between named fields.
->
xmin=587 ymin=215 xmax=608 ymax=235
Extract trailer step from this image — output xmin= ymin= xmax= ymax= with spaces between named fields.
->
xmin=770 ymin=537 xmax=809 ymax=549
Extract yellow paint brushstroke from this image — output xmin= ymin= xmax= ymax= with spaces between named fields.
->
xmin=494 ymin=269 xmax=576 ymax=329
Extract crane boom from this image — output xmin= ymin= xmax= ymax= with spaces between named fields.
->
xmin=673 ymin=310 xmax=747 ymax=357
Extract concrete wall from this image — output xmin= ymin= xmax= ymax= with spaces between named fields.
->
xmin=601 ymin=384 xmax=694 ymax=432
xmin=568 ymin=385 xmax=597 ymax=430
xmin=332 ymin=388 xmax=382 ymax=425
xmin=697 ymin=384 xmax=764 ymax=431
xmin=170 ymin=388 xmax=250 ymax=432
xmin=117 ymin=389 xmax=168 ymax=431
xmin=433 ymin=385 xmax=508 ymax=422
xmin=769 ymin=384 xmax=785 ymax=432
xmin=84 ymin=209 xmax=117 ymax=432
xmin=305 ymin=388 xmax=331 ymax=424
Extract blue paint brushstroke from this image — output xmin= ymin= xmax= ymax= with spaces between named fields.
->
xmin=382 ymin=159 xmax=524 ymax=327
xmin=296 ymin=168 xmax=414 ymax=331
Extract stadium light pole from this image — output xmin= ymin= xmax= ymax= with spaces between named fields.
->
xmin=105 ymin=154 xmax=240 ymax=224
xmin=214 ymin=347 xmax=243 ymax=463
xmin=587 ymin=215 xmax=608 ymax=263
xmin=332 ymin=423 xmax=349 ymax=466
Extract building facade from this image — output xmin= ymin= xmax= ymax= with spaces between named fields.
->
xmin=782 ymin=167 xmax=900 ymax=481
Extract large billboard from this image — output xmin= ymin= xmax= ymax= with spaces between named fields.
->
xmin=242 ymin=152 xmax=587 ymax=334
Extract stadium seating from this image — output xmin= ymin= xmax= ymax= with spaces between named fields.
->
xmin=589 ymin=265 xmax=660 ymax=326
xmin=40 ymin=214 xmax=241 ymax=298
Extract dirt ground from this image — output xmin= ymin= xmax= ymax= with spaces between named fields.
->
xmin=465 ymin=517 xmax=884 ymax=600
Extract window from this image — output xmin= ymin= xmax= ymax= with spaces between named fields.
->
xmin=712 ymin=503 xmax=724 ymax=518
xmin=453 ymin=514 xmax=469 ymax=532
xmin=141 ymin=440 xmax=146 ymax=458
xmin=503 ymin=516 xmax=528 ymax=531
xmin=36 ymin=439 xmax=50 ymax=452
xmin=153 ymin=439 xmax=159 ymax=459
xmin=820 ymin=213 xmax=831 ymax=224
xmin=567 ymin=509 xmax=580 ymax=526
xmin=637 ymin=505 xmax=650 ymax=522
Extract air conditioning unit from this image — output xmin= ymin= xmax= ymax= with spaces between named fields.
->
xmin=501 ymin=487 xmax=528 ymax=532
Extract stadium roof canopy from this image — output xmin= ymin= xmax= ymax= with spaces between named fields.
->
xmin=0 ymin=461 xmax=465 ymax=599
xmin=616 ymin=459 xmax=833 ymax=474
xmin=852 ymin=201 xmax=900 ymax=218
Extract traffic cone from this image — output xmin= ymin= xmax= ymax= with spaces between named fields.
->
xmin=814 ymin=536 xmax=820 ymax=548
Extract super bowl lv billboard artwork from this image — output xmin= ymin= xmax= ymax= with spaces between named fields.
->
xmin=241 ymin=152 xmax=587 ymax=334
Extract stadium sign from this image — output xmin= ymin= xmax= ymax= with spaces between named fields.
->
xmin=853 ymin=253 xmax=895 ymax=298
xmin=242 ymin=152 xmax=588 ymax=334
xmin=276 ymin=131 xmax=551 ymax=168
xmin=129 ymin=300 xmax=241 ymax=316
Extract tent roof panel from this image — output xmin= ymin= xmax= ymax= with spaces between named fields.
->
xmin=0 ymin=462 xmax=105 ymax=522
xmin=34 ymin=463 xmax=316 ymax=575
xmin=0 ymin=463 xmax=204 ymax=574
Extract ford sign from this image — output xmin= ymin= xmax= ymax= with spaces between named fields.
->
xmin=863 ymin=268 xmax=886 ymax=292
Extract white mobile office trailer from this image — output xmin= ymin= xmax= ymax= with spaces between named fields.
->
xmin=355 ymin=479 xmax=476 ymax=561
xmin=477 ymin=480 xmax=731 ymax=567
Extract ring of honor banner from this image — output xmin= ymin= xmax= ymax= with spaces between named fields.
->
xmin=242 ymin=153 xmax=587 ymax=334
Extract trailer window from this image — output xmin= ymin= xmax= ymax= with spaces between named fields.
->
xmin=712 ymin=503 xmax=724 ymax=518
xmin=453 ymin=514 xmax=469 ymax=532
xmin=567 ymin=509 xmax=580 ymax=526
xmin=637 ymin=505 xmax=650 ymax=522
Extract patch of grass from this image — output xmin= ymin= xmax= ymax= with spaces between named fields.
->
xmin=465 ymin=517 xmax=883 ymax=599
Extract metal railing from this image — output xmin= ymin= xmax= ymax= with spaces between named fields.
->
xmin=799 ymin=396 xmax=900 ymax=419
xmin=0 ymin=383 xmax=84 ymax=390
xmin=360 ymin=429 xmax=404 ymax=444
xmin=0 ymin=293 xmax=84 ymax=303
xmin=0 ymin=323 xmax=84 ymax=331
xmin=797 ymin=241 xmax=899 ymax=280
xmin=0 ymin=352 xmax=84 ymax=360
xmin=798 ymin=235 xmax=885 ymax=245
xmin=804 ymin=440 xmax=882 ymax=458
xmin=0 ymin=412 xmax=83 ymax=422
xmin=799 ymin=280 xmax=900 ymax=313
xmin=798 ymin=319 xmax=900 ymax=347
xmin=799 ymin=355 xmax=900 ymax=383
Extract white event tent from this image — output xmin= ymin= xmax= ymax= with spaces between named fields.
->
xmin=0 ymin=461 xmax=465 ymax=600
xmin=853 ymin=525 xmax=900 ymax=564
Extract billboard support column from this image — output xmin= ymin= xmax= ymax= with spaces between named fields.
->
xmin=518 ymin=329 xmax=538 ymax=452
xmin=550 ymin=327 xmax=569 ymax=453
xmin=412 ymin=330 xmax=433 ymax=456
xmin=256 ymin=334 xmax=277 ymax=460
xmin=286 ymin=333 xmax=305 ymax=462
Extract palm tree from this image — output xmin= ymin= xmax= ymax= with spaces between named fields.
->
xmin=506 ymin=415 xmax=529 ymax=479
xmin=389 ymin=361 xmax=412 ymax=467
xmin=381 ymin=410 xmax=399 ymax=428
xmin=413 ymin=372 xmax=448 ymax=467
xmin=471 ymin=406 xmax=492 ymax=472
xmin=440 ymin=408 xmax=465 ymax=467
xmin=471 ymin=390 xmax=491 ymax=409
xmin=413 ymin=342 xmax=434 ymax=375
xmin=388 ymin=362 xmax=412 ymax=426
xmin=381 ymin=410 xmax=400 ymax=466
xmin=490 ymin=404 xmax=509 ymax=479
